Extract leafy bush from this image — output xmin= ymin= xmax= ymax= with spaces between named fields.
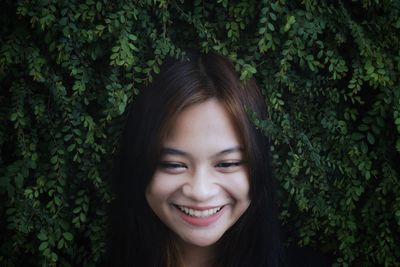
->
xmin=1 ymin=1 xmax=399 ymax=266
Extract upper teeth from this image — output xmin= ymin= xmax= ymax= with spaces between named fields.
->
xmin=177 ymin=205 xmax=222 ymax=217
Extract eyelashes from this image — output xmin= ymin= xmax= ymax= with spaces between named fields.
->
xmin=215 ymin=161 xmax=244 ymax=173
xmin=215 ymin=162 xmax=242 ymax=168
xmin=158 ymin=162 xmax=187 ymax=170
xmin=157 ymin=161 xmax=244 ymax=173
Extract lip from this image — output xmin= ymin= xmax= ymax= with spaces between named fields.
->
xmin=173 ymin=204 xmax=225 ymax=227
xmin=176 ymin=204 xmax=223 ymax=211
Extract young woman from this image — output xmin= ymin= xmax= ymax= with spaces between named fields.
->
xmin=107 ymin=51 xmax=283 ymax=267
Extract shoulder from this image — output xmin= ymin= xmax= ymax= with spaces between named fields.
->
xmin=282 ymin=246 xmax=334 ymax=267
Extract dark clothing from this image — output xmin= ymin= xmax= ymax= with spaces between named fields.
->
xmin=284 ymin=246 xmax=333 ymax=267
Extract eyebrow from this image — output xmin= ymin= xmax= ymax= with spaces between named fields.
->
xmin=160 ymin=146 xmax=243 ymax=158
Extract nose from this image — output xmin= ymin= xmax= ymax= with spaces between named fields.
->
xmin=182 ymin=168 xmax=219 ymax=202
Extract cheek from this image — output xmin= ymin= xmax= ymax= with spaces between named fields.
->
xmin=146 ymin=172 xmax=181 ymax=201
xmin=223 ymin=171 xmax=251 ymax=200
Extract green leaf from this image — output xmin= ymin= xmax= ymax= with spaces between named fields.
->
xmin=367 ymin=132 xmax=375 ymax=145
xmin=351 ymin=132 xmax=364 ymax=141
xmin=10 ymin=113 xmax=18 ymax=121
xmin=51 ymin=252 xmax=58 ymax=262
xmin=80 ymin=213 xmax=86 ymax=222
xmin=50 ymin=155 xmax=58 ymax=164
xmin=37 ymin=232 xmax=47 ymax=241
xmin=96 ymin=2 xmax=102 ymax=11
xmin=39 ymin=242 xmax=48 ymax=251
xmin=128 ymin=34 xmax=137 ymax=41
xmin=15 ymin=174 xmax=24 ymax=189
xmin=73 ymin=207 xmax=82 ymax=213
xmin=64 ymin=134 xmax=73 ymax=141
xmin=358 ymin=124 xmax=369 ymax=131
xmin=54 ymin=196 xmax=62 ymax=206
xmin=284 ymin=15 xmax=296 ymax=32
xmin=63 ymin=232 xmax=73 ymax=241
xmin=57 ymin=238 xmax=64 ymax=249
xmin=395 ymin=209 xmax=400 ymax=218
xmin=96 ymin=25 xmax=105 ymax=31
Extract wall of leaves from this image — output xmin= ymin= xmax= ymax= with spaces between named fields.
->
xmin=1 ymin=0 xmax=399 ymax=266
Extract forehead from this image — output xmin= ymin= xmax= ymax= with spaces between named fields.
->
xmin=162 ymin=99 xmax=242 ymax=153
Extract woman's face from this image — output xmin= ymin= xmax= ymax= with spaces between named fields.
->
xmin=146 ymin=99 xmax=250 ymax=248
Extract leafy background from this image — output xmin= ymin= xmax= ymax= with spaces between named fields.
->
xmin=1 ymin=0 xmax=399 ymax=266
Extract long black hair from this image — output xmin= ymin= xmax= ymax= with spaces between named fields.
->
xmin=106 ymin=51 xmax=282 ymax=267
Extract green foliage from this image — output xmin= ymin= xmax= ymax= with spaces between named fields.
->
xmin=1 ymin=0 xmax=399 ymax=266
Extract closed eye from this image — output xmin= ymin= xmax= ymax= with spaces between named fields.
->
xmin=158 ymin=162 xmax=187 ymax=173
xmin=215 ymin=161 xmax=243 ymax=172
xmin=215 ymin=162 xmax=241 ymax=168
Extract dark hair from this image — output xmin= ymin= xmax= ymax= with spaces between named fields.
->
xmin=107 ymin=51 xmax=282 ymax=267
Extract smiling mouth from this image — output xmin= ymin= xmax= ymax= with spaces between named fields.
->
xmin=174 ymin=205 xmax=223 ymax=218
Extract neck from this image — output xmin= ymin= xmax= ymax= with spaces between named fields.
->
xmin=178 ymin=240 xmax=217 ymax=267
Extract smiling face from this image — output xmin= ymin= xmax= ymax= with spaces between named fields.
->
xmin=145 ymin=99 xmax=251 ymax=249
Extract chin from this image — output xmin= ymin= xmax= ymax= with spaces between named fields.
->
xmin=179 ymin=232 xmax=222 ymax=248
